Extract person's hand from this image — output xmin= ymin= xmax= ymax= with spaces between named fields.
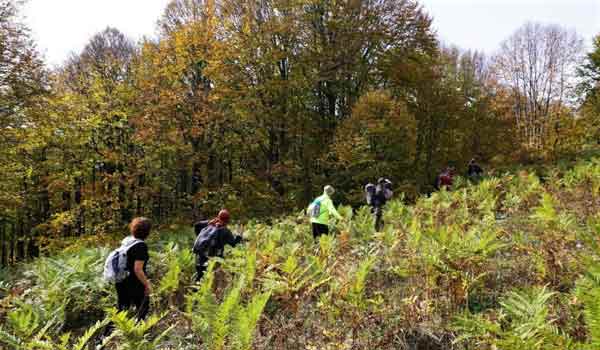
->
xmin=144 ymin=283 xmax=152 ymax=296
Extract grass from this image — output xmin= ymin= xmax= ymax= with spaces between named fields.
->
xmin=1 ymin=156 xmax=600 ymax=349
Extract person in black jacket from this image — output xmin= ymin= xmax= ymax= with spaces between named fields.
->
xmin=193 ymin=209 xmax=242 ymax=281
xmin=365 ymin=178 xmax=393 ymax=231
xmin=467 ymin=159 xmax=483 ymax=180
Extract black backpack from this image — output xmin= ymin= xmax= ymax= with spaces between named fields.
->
xmin=193 ymin=225 xmax=219 ymax=256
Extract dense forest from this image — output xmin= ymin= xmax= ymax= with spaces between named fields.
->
xmin=3 ymin=0 xmax=600 ymax=349
xmin=0 ymin=0 xmax=599 ymax=247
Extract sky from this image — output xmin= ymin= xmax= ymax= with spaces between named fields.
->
xmin=420 ymin=0 xmax=600 ymax=54
xmin=23 ymin=0 xmax=171 ymax=67
xmin=22 ymin=0 xmax=600 ymax=67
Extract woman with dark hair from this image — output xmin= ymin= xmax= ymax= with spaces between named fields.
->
xmin=116 ymin=217 xmax=152 ymax=320
xmin=193 ymin=209 xmax=242 ymax=281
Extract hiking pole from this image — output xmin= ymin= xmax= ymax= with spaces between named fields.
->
xmin=135 ymin=295 xmax=150 ymax=322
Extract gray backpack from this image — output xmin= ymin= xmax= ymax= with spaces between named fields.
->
xmin=193 ymin=225 xmax=220 ymax=256
xmin=103 ymin=238 xmax=143 ymax=284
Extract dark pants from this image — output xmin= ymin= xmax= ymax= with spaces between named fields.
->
xmin=102 ymin=283 xmax=149 ymax=339
xmin=372 ymin=206 xmax=384 ymax=231
xmin=116 ymin=283 xmax=149 ymax=320
xmin=195 ymin=254 xmax=209 ymax=282
xmin=312 ymin=223 xmax=329 ymax=239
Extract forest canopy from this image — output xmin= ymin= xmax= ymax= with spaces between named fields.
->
xmin=0 ymin=0 xmax=597 ymax=238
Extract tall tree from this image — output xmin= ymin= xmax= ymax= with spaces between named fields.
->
xmin=578 ymin=34 xmax=600 ymax=144
xmin=0 ymin=0 xmax=47 ymax=231
xmin=494 ymin=22 xmax=584 ymax=150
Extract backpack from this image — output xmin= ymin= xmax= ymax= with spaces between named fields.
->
xmin=384 ymin=188 xmax=393 ymax=200
xmin=103 ymin=238 xmax=143 ymax=284
xmin=193 ymin=225 xmax=220 ymax=256
xmin=365 ymin=183 xmax=376 ymax=205
xmin=308 ymin=198 xmax=322 ymax=218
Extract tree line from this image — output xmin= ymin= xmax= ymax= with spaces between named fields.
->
xmin=0 ymin=0 xmax=598 ymax=249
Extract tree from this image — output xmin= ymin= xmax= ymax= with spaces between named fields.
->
xmin=332 ymin=90 xmax=416 ymax=200
xmin=159 ymin=0 xmax=209 ymax=35
xmin=579 ymin=34 xmax=600 ymax=102
xmin=0 ymin=0 xmax=47 ymax=234
xmin=0 ymin=0 xmax=47 ymax=131
xmin=494 ymin=22 xmax=584 ymax=151
xmin=578 ymin=34 xmax=600 ymax=144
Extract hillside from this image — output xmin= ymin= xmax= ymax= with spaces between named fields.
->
xmin=1 ymin=156 xmax=600 ymax=350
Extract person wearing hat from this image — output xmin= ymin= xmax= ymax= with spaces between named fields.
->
xmin=192 ymin=209 xmax=242 ymax=281
xmin=307 ymin=185 xmax=343 ymax=239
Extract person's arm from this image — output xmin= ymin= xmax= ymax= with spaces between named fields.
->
xmin=222 ymin=227 xmax=242 ymax=247
xmin=325 ymin=198 xmax=343 ymax=220
xmin=134 ymin=260 xmax=152 ymax=295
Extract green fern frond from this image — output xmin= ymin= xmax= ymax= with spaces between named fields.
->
xmin=211 ymin=278 xmax=244 ymax=350
xmin=0 ymin=326 xmax=22 ymax=349
xmin=234 ymin=292 xmax=271 ymax=350
xmin=72 ymin=318 xmax=109 ymax=350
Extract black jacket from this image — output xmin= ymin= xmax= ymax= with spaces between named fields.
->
xmin=371 ymin=185 xmax=387 ymax=208
xmin=193 ymin=220 xmax=242 ymax=257
xmin=468 ymin=163 xmax=483 ymax=177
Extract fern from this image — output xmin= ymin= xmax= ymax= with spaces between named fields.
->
xmin=186 ymin=260 xmax=218 ymax=338
xmin=576 ymin=266 xmax=600 ymax=349
xmin=0 ymin=326 xmax=22 ymax=350
xmin=347 ymin=255 xmax=377 ymax=309
xmin=211 ymin=278 xmax=244 ymax=350
xmin=234 ymin=292 xmax=271 ymax=350
xmin=108 ymin=309 xmax=173 ymax=350
xmin=499 ymin=286 xmax=557 ymax=345
xmin=158 ymin=257 xmax=182 ymax=297
xmin=70 ymin=319 xmax=109 ymax=350
xmin=531 ymin=192 xmax=558 ymax=225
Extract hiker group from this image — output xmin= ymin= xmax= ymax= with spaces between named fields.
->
xmin=100 ymin=159 xmax=484 ymax=330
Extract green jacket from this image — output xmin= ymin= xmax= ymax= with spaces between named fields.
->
xmin=308 ymin=192 xmax=342 ymax=225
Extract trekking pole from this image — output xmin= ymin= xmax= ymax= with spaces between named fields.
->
xmin=135 ymin=295 xmax=150 ymax=322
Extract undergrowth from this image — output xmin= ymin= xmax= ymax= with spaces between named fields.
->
xmin=1 ymin=157 xmax=600 ymax=349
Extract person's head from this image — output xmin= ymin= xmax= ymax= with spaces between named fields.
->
xmin=324 ymin=185 xmax=335 ymax=196
xmin=130 ymin=217 xmax=152 ymax=240
xmin=210 ymin=209 xmax=230 ymax=227
xmin=217 ymin=209 xmax=230 ymax=225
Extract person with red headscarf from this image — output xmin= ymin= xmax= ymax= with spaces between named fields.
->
xmin=192 ymin=209 xmax=242 ymax=281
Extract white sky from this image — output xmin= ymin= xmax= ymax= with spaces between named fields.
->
xmin=23 ymin=0 xmax=600 ymax=67
xmin=23 ymin=0 xmax=171 ymax=67
xmin=421 ymin=0 xmax=600 ymax=54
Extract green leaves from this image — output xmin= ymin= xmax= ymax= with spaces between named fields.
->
xmin=108 ymin=309 xmax=173 ymax=350
xmin=187 ymin=276 xmax=271 ymax=350
xmin=347 ymin=255 xmax=377 ymax=310
xmin=234 ymin=291 xmax=271 ymax=350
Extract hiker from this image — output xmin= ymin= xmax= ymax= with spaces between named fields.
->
xmin=365 ymin=178 xmax=393 ymax=231
xmin=101 ymin=217 xmax=152 ymax=340
xmin=467 ymin=158 xmax=483 ymax=180
xmin=435 ymin=167 xmax=455 ymax=191
xmin=307 ymin=185 xmax=343 ymax=239
xmin=115 ymin=217 xmax=152 ymax=319
xmin=192 ymin=209 xmax=243 ymax=281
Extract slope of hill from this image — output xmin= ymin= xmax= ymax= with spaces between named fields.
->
xmin=1 ymin=157 xmax=600 ymax=350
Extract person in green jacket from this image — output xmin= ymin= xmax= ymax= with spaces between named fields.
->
xmin=307 ymin=185 xmax=343 ymax=239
